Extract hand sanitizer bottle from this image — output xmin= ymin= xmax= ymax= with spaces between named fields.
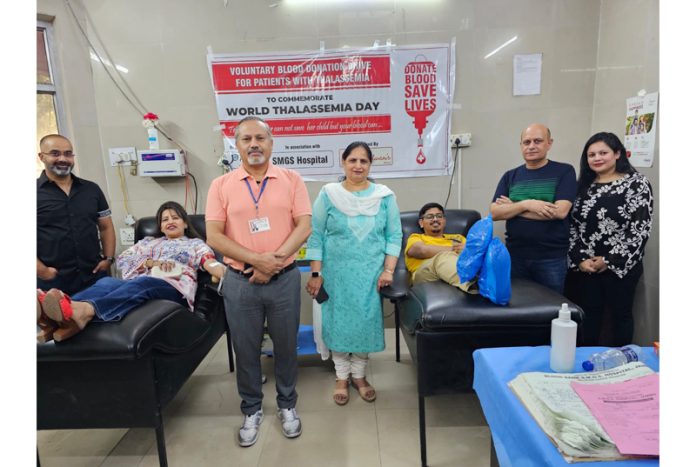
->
xmin=147 ymin=127 xmax=159 ymax=150
xmin=550 ymin=303 xmax=577 ymax=372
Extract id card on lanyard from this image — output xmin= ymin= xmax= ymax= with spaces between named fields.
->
xmin=245 ymin=177 xmax=271 ymax=234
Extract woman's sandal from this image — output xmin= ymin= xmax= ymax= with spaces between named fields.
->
xmin=41 ymin=289 xmax=85 ymax=342
xmin=333 ymin=379 xmax=350 ymax=406
xmin=36 ymin=289 xmax=58 ymax=343
xmin=42 ymin=289 xmax=73 ymax=324
xmin=351 ymin=378 xmax=377 ymax=403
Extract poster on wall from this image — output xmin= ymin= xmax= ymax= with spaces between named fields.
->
xmin=207 ymin=43 xmax=455 ymax=180
xmin=624 ymin=92 xmax=658 ymax=168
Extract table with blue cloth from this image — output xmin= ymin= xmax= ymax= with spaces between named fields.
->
xmin=473 ymin=346 xmax=659 ymax=467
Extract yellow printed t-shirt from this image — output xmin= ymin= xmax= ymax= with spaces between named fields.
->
xmin=404 ymin=233 xmax=466 ymax=273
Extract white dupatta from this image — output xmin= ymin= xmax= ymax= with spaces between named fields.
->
xmin=323 ymin=182 xmax=395 ymax=216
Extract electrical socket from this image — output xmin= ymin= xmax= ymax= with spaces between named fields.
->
xmin=120 ymin=227 xmax=135 ymax=246
xmin=109 ymin=147 xmax=137 ymax=167
xmin=449 ymin=133 xmax=472 ymax=148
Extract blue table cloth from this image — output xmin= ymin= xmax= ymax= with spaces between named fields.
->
xmin=473 ymin=346 xmax=659 ymax=467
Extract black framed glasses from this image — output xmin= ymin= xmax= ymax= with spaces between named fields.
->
xmin=421 ymin=213 xmax=444 ymax=220
xmin=41 ymin=150 xmax=75 ymax=158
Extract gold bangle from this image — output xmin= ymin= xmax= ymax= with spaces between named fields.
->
xmin=384 ymin=268 xmax=394 ymax=274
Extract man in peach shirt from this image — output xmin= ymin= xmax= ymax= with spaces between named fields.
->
xmin=206 ymin=116 xmax=312 ymax=447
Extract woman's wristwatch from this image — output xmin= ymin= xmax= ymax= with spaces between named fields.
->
xmin=311 ymin=271 xmax=322 ymax=278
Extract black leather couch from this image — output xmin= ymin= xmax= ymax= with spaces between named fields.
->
xmin=381 ymin=210 xmax=584 ymax=467
xmin=37 ymin=215 xmax=233 ymax=467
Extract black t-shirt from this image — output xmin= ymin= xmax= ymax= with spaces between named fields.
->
xmin=492 ymin=160 xmax=577 ymax=258
xmin=37 ymin=171 xmax=111 ymax=281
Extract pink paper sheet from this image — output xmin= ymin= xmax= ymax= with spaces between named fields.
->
xmin=571 ymin=373 xmax=659 ymax=457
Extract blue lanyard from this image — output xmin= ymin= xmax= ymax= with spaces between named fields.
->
xmin=244 ymin=177 xmax=268 ymax=216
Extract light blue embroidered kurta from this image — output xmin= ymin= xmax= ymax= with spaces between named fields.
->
xmin=306 ymin=183 xmax=402 ymax=353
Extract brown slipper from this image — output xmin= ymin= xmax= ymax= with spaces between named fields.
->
xmin=333 ymin=379 xmax=350 ymax=406
xmin=351 ymin=378 xmax=376 ymax=402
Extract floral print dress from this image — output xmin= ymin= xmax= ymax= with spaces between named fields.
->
xmin=568 ymin=172 xmax=653 ymax=278
xmin=117 ymin=236 xmax=216 ymax=310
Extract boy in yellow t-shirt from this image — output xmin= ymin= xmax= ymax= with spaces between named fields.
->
xmin=404 ymin=202 xmax=477 ymax=293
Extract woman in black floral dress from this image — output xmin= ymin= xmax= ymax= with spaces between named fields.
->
xmin=565 ymin=132 xmax=653 ymax=346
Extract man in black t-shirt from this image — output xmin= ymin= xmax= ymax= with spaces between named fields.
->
xmin=490 ymin=124 xmax=576 ymax=294
xmin=37 ymin=134 xmax=116 ymax=295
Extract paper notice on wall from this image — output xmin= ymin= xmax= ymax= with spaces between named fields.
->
xmin=207 ymin=43 xmax=456 ymax=180
xmin=624 ymin=92 xmax=658 ymax=168
xmin=513 ymin=53 xmax=542 ymax=96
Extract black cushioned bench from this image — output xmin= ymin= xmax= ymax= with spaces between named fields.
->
xmin=37 ymin=214 xmax=233 ymax=467
xmin=380 ymin=209 xmax=584 ymax=467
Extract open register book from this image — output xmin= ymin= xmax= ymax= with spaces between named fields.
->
xmin=508 ymin=362 xmax=655 ymax=463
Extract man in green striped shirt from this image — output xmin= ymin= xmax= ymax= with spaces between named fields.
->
xmin=490 ymin=124 xmax=576 ymax=294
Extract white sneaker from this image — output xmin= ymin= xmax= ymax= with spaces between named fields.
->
xmin=277 ymin=407 xmax=302 ymax=438
xmin=238 ymin=410 xmax=264 ymax=447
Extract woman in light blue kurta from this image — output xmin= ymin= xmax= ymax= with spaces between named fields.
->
xmin=305 ymin=142 xmax=402 ymax=405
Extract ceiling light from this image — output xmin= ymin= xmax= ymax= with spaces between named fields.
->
xmin=484 ymin=35 xmax=518 ymax=59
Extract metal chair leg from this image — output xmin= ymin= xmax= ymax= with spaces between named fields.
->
xmin=394 ymin=301 xmax=401 ymax=362
xmin=419 ymin=395 xmax=427 ymax=467
xmin=155 ymin=422 xmax=168 ymax=467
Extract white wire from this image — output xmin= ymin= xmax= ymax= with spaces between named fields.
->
xmin=116 ymin=164 xmax=131 ymax=215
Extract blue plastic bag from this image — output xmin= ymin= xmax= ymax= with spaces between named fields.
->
xmin=456 ymin=215 xmax=493 ymax=283
xmin=478 ymin=237 xmax=511 ymax=306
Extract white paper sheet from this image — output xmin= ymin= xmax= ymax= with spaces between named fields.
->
xmin=513 ymin=53 xmax=542 ymax=96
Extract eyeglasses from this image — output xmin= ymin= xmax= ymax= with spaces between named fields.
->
xmin=421 ymin=213 xmax=444 ymax=220
xmin=41 ymin=151 xmax=75 ymax=158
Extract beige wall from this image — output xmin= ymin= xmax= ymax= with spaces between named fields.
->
xmin=592 ymin=0 xmax=659 ymax=345
xmin=37 ymin=0 xmax=658 ymax=341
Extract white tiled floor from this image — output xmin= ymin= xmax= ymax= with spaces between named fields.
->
xmin=38 ymin=333 xmax=491 ymax=467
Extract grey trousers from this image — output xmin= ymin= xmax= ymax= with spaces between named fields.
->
xmin=221 ymin=267 xmax=301 ymax=415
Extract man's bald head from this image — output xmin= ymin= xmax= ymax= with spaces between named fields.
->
xmin=39 ymin=134 xmax=72 ymax=152
xmin=38 ymin=134 xmax=75 ymax=178
xmin=519 ymin=124 xmax=553 ymax=168
xmin=520 ymin=124 xmax=551 ymax=141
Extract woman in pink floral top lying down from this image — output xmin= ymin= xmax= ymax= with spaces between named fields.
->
xmin=36 ymin=201 xmax=225 ymax=342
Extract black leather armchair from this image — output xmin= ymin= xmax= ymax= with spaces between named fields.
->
xmin=37 ymin=215 xmax=233 ymax=467
xmin=381 ymin=210 xmax=584 ymax=467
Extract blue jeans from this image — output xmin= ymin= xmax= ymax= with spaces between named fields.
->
xmin=510 ymin=255 xmax=567 ymax=294
xmin=72 ymin=276 xmax=186 ymax=321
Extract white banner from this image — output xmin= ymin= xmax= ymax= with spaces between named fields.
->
xmin=207 ymin=43 xmax=455 ymax=180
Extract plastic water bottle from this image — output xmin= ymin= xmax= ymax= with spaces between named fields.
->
xmin=550 ymin=303 xmax=577 ymax=372
xmin=582 ymin=345 xmax=643 ymax=371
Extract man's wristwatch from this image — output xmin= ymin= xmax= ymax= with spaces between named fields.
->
xmin=101 ymin=254 xmax=115 ymax=264
xmin=311 ymin=271 xmax=322 ymax=278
